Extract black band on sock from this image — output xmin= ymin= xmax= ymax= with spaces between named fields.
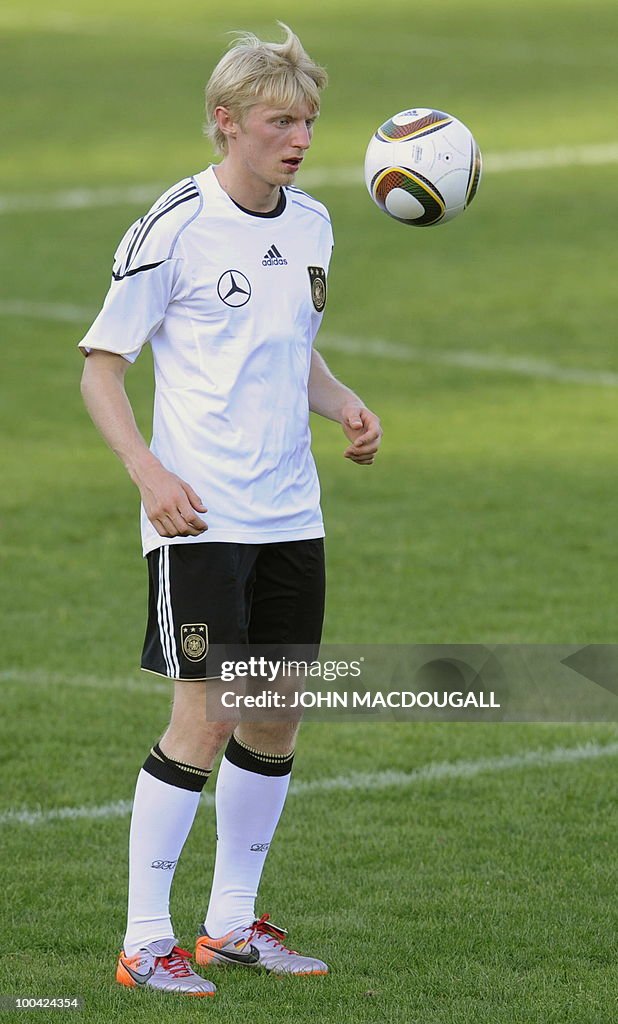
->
xmin=224 ymin=734 xmax=294 ymax=777
xmin=142 ymin=742 xmax=212 ymax=792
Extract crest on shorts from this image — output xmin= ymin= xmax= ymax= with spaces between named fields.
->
xmin=181 ymin=624 xmax=209 ymax=662
xmin=308 ymin=266 xmax=327 ymax=312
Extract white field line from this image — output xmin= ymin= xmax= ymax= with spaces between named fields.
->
xmin=3 ymin=739 xmax=618 ymax=827
xmin=0 ymin=668 xmax=171 ymax=696
xmin=1 ymin=143 xmax=618 ymax=214
xmin=0 ymin=300 xmax=96 ymax=324
xmin=0 ymin=298 xmax=616 ymax=388
xmin=321 ymin=333 xmax=618 ymax=388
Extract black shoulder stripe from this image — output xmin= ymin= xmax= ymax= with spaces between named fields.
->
xmin=153 ymin=179 xmax=197 ymax=211
xmin=121 ymin=182 xmax=199 ymax=275
xmin=122 ymin=182 xmax=198 ymax=272
xmin=129 ymin=189 xmax=198 ymax=267
xmin=112 ymin=259 xmax=167 ymax=281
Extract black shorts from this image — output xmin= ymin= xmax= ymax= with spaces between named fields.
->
xmin=141 ymin=539 xmax=325 ymax=680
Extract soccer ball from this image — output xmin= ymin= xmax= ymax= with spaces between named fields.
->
xmin=364 ymin=108 xmax=482 ymax=226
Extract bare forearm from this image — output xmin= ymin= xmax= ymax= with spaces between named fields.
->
xmin=80 ymin=351 xmax=159 ymax=485
xmin=308 ymin=348 xmax=383 ymax=465
xmin=308 ymin=348 xmax=362 ymax=422
xmin=80 ymin=349 xmax=208 ymax=537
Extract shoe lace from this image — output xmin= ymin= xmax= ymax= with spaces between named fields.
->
xmin=158 ymin=946 xmax=194 ymax=978
xmin=247 ymin=914 xmax=298 ymax=955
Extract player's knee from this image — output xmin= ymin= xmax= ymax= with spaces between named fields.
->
xmin=175 ymin=718 xmax=235 ymax=751
xmin=201 ymin=720 xmax=236 ymax=749
xmin=159 ymin=717 xmax=235 ymax=768
xmin=237 ymin=720 xmax=299 ymax=755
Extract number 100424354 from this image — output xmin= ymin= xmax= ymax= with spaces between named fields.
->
xmin=0 ymin=997 xmax=83 ymax=1010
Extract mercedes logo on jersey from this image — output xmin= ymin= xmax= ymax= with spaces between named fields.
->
xmin=217 ymin=269 xmax=252 ymax=307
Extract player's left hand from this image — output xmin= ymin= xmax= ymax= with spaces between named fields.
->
xmin=341 ymin=405 xmax=383 ymax=465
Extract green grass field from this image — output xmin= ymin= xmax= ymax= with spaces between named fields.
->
xmin=1 ymin=0 xmax=618 ymax=1020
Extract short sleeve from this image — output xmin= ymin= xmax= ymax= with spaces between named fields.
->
xmin=78 ymin=250 xmax=183 ymax=362
xmin=78 ymin=178 xmax=201 ymax=361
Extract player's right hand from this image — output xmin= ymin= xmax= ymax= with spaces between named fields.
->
xmin=137 ymin=465 xmax=208 ymax=537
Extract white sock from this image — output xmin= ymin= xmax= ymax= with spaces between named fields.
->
xmin=123 ymin=768 xmax=201 ymax=956
xmin=204 ymin=754 xmax=292 ymax=937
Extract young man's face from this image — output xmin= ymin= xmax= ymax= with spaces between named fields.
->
xmin=228 ymin=100 xmax=317 ymax=188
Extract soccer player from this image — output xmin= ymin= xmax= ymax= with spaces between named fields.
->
xmin=79 ymin=23 xmax=382 ymax=997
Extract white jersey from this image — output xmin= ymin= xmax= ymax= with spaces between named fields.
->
xmin=79 ymin=166 xmax=334 ymax=555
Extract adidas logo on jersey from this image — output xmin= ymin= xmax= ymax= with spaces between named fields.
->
xmin=262 ymin=244 xmax=288 ymax=266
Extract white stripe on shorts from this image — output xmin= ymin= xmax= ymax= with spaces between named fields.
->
xmin=156 ymin=548 xmax=172 ymax=676
xmin=162 ymin=547 xmax=180 ymax=677
xmin=156 ymin=547 xmax=180 ymax=678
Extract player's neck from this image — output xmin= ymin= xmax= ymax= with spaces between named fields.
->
xmin=213 ymin=162 xmax=281 ymax=214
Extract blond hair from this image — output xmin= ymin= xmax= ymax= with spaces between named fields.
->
xmin=204 ymin=22 xmax=328 ymax=154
